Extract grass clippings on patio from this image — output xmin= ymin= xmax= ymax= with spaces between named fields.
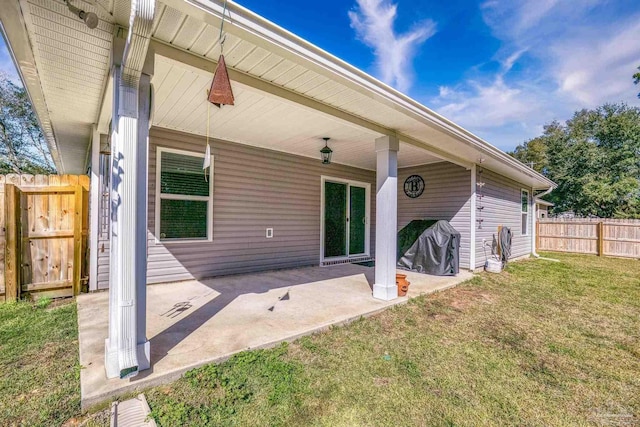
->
xmin=146 ymin=253 xmax=640 ymax=426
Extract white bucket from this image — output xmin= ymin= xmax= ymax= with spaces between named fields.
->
xmin=485 ymin=258 xmax=503 ymax=273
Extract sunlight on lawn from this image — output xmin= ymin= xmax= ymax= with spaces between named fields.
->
xmin=145 ymin=254 xmax=640 ymax=426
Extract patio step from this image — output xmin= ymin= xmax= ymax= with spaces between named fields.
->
xmin=110 ymin=394 xmax=156 ymax=427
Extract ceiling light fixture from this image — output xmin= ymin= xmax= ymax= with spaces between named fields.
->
xmin=320 ymin=137 xmax=332 ymax=165
xmin=65 ymin=0 xmax=99 ymax=29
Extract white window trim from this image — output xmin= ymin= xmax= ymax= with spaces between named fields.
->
xmin=521 ymin=188 xmax=530 ymax=236
xmin=319 ymin=175 xmax=371 ymax=264
xmin=155 ymin=146 xmax=214 ymax=244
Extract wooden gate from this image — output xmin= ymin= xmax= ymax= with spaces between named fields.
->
xmin=1 ymin=175 xmax=89 ymax=301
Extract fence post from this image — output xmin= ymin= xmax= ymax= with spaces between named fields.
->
xmin=598 ymin=222 xmax=604 ymax=257
xmin=536 ymin=221 xmax=541 ymax=252
xmin=5 ymin=184 xmax=21 ymax=301
xmin=73 ymin=185 xmax=83 ymax=296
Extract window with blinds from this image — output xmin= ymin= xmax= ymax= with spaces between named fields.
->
xmin=156 ymin=147 xmax=213 ymax=241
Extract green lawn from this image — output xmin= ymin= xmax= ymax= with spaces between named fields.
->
xmin=146 ymin=254 xmax=640 ymax=426
xmin=1 ymin=253 xmax=639 ymax=426
xmin=0 ymin=298 xmax=80 ymax=426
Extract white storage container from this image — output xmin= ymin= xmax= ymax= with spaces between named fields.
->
xmin=485 ymin=258 xmax=503 ymax=273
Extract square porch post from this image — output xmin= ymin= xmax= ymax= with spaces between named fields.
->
xmin=104 ymin=64 xmax=152 ymax=379
xmin=373 ymin=135 xmax=399 ymax=300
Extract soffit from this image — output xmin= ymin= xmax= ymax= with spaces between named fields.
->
xmin=152 ymin=56 xmax=442 ymax=170
xmin=19 ymin=0 xmax=114 ymax=173
xmin=151 ymin=3 xmax=420 ymax=134
xmin=151 ymin=2 xmax=553 ymax=188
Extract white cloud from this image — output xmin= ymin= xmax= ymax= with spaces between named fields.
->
xmin=552 ymin=18 xmax=640 ymax=105
xmin=435 ymin=77 xmax=541 ymax=130
xmin=478 ymin=0 xmax=640 ymax=107
xmin=481 ymin=0 xmax=561 ymax=36
xmin=349 ymin=0 xmax=436 ymax=93
xmin=432 ymin=0 xmax=640 ymax=149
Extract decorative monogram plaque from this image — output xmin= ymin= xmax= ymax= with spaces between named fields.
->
xmin=403 ymin=175 xmax=425 ymax=198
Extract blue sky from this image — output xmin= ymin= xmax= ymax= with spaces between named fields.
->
xmin=236 ymin=0 xmax=640 ymax=150
xmin=2 ymin=0 xmax=639 ymax=151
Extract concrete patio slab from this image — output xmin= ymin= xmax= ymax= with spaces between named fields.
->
xmin=78 ymin=264 xmax=472 ymax=408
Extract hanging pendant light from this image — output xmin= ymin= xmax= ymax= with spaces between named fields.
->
xmin=320 ymin=137 xmax=332 ymax=164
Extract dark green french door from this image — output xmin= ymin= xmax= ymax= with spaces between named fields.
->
xmin=323 ymin=180 xmax=368 ymax=259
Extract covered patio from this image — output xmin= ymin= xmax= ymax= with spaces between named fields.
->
xmin=1 ymin=0 xmax=553 ymax=411
xmin=78 ymin=264 xmax=472 ymax=408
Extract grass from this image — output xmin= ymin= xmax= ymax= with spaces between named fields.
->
xmin=145 ymin=253 xmax=640 ymax=426
xmin=0 ymin=253 xmax=638 ymax=426
xmin=0 ymin=298 xmax=81 ymax=426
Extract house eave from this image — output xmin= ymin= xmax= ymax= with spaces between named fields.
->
xmin=535 ymin=198 xmax=555 ymax=207
xmin=164 ymin=0 xmax=555 ymax=190
xmin=0 ymin=4 xmax=63 ymax=173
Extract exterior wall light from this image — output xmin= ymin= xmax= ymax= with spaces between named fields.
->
xmin=320 ymin=137 xmax=332 ymax=164
xmin=65 ymin=0 xmax=99 ymax=29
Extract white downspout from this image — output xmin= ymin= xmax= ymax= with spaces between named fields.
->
xmin=105 ymin=0 xmax=155 ymax=380
xmin=89 ymin=126 xmax=100 ymax=291
xmin=469 ymin=164 xmax=477 ymax=270
xmin=532 ymin=186 xmax=555 ymax=258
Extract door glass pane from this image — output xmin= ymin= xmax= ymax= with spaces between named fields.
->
xmin=349 ymin=186 xmax=366 ymax=255
xmin=324 ymin=181 xmax=347 ymax=258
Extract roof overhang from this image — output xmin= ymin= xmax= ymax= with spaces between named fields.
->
xmin=158 ymin=0 xmax=555 ymax=189
xmin=0 ymin=1 xmax=62 ymax=171
xmin=1 ymin=0 xmax=556 ymax=190
xmin=535 ymin=198 xmax=555 ymax=207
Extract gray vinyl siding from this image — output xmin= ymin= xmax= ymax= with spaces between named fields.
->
xmin=96 ymin=239 xmax=110 ymax=290
xmin=94 ymin=126 xmax=537 ymax=286
xmin=96 ymin=159 xmax=111 ymax=290
xmin=397 ymin=163 xmax=471 ymax=269
xmin=474 ymin=167 xmax=533 ymax=268
xmin=145 ymin=127 xmax=376 ymax=284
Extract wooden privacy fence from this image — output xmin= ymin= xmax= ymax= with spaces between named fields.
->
xmin=1 ymin=174 xmax=89 ymax=302
xmin=537 ymin=218 xmax=640 ymax=259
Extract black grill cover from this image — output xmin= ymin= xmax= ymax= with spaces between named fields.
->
xmin=397 ymin=220 xmax=461 ymax=276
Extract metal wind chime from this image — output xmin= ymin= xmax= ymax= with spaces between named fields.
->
xmin=204 ymin=0 xmax=235 ymax=175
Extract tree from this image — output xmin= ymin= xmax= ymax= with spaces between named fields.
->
xmin=0 ymin=73 xmax=55 ymax=174
xmin=635 ymin=66 xmax=640 ymax=98
xmin=509 ymin=135 xmax=548 ymax=173
xmin=509 ymin=103 xmax=640 ymax=219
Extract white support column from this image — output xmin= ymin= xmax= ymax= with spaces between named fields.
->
xmin=469 ymin=164 xmax=477 ymax=270
xmin=136 ymin=73 xmax=151 ymax=355
xmin=104 ymin=66 xmax=122 ymax=378
xmin=105 ymin=64 xmax=151 ymax=378
xmin=105 ymin=0 xmax=155 ymax=379
xmin=105 ymin=66 xmax=153 ymax=379
xmin=373 ymin=135 xmax=399 ymax=301
xmin=89 ymin=126 xmax=100 ymax=291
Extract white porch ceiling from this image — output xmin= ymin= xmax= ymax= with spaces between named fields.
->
xmin=152 ymin=57 xmax=442 ymax=170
